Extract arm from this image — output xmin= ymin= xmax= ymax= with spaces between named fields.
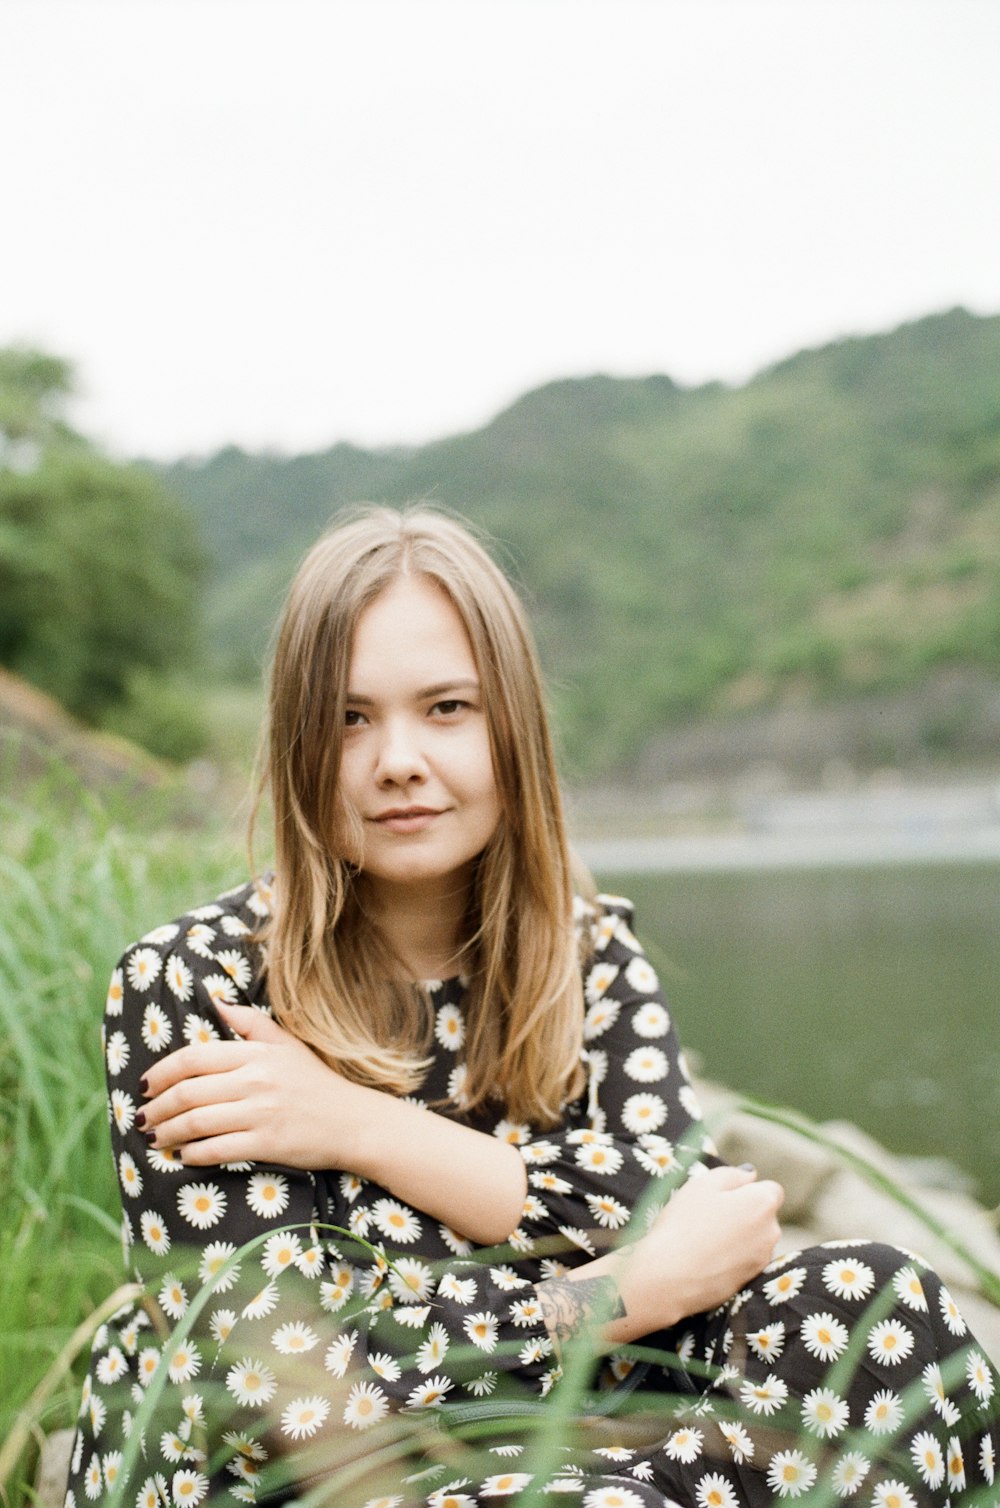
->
xmin=141 ymin=1002 xmax=528 ymax=1246
xmin=141 ymin=896 xmax=709 ymax=1263
xmin=534 ymin=1162 xmax=785 ymax=1353
xmin=142 ymin=897 xmax=719 ymax=1266
xmin=99 ymin=898 xmax=570 ymax=1365
xmin=504 ymin=897 xmax=723 ymax=1262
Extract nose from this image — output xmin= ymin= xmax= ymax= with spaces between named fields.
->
xmin=374 ymin=715 xmax=429 ymax=788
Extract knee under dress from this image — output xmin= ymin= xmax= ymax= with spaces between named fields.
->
xmin=65 ymin=882 xmax=999 ymax=1508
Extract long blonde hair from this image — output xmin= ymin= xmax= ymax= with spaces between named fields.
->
xmin=254 ymin=505 xmax=588 ymax=1128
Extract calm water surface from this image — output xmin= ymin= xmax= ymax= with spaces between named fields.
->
xmin=593 ymin=863 xmax=1000 ymax=1207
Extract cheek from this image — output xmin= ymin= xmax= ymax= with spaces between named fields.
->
xmin=336 ymin=746 xmax=360 ymax=795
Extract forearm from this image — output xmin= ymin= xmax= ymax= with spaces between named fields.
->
xmin=344 ymin=1084 xmax=529 ymax=1245
xmin=534 ymin=1240 xmax=678 ymax=1355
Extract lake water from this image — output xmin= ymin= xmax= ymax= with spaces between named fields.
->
xmin=582 ymin=861 xmax=1000 ymax=1207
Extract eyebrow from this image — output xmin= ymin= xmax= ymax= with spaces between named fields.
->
xmin=345 ymin=678 xmax=481 ymax=706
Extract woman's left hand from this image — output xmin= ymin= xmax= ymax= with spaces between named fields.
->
xmin=139 ymin=1003 xmax=366 ymax=1169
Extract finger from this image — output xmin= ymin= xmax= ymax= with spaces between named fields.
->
xmin=756 ymin=1178 xmax=786 ymax=1211
xmin=215 ymin=1002 xmax=288 ymax=1044
xmin=142 ymin=1061 xmax=254 ymax=1130
xmin=147 ymin=1098 xmax=252 ymax=1152
xmin=705 ymin=1163 xmax=758 ymax=1191
xmin=142 ymin=1041 xmax=254 ymax=1098
xmin=173 ymin=1132 xmax=262 ymax=1167
xmin=729 ymin=1181 xmax=785 ymax=1221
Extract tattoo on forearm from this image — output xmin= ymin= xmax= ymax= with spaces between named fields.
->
xmin=535 ymin=1275 xmax=626 ymax=1352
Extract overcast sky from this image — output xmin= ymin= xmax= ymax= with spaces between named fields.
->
xmin=3 ymin=0 xmax=999 ymax=459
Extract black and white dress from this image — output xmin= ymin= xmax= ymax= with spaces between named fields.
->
xmin=66 ymin=881 xmax=999 ymax=1508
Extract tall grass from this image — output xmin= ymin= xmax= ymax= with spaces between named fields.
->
xmin=0 ymin=759 xmax=249 ymax=1499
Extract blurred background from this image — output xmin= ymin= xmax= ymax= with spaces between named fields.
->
xmin=2 ymin=0 xmax=1000 ymax=1477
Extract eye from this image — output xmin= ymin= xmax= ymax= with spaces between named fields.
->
xmin=344 ymin=709 xmax=368 ymax=728
xmin=430 ymin=699 xmax=468 ymax=717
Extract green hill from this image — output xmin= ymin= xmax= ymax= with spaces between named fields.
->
xmin=157 ymin=307 xmax=1000 ymax=778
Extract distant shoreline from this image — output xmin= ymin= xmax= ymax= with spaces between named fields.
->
xmin=575 ymin=778 xmax=1000 ymax=871
xmin=577 ymin=825 xmax=1000 ymax=874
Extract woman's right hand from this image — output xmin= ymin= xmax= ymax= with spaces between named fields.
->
xmin=534 ymin=1164 xmax=785 ymax=1354
xmin=629 ymin=1163 xmax=785 ymax=1333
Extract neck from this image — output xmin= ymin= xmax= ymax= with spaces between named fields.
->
xmin=361 ymin=870 xmax=474 ymax=981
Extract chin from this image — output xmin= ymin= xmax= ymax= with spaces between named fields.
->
xmin=368 ymin=856 xmax=477 ymax=891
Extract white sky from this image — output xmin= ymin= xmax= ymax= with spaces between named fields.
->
xmin=3 ymin=0 xmax=999 ymax=459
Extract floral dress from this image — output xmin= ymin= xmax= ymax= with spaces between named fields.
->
xmin=65 ymin=882 xmax=999 ymax=1508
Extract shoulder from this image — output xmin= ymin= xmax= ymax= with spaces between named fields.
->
xmin=574 ymin=891 xmax=642 ymax=958
xmin=108 ymin=876 xmax=273 ymax=1010
xmin=574 ymin=891 xmax=665 ymax=1009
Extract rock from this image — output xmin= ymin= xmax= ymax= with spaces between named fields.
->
xmin=34 ymin=1428 xmax=74 ymax=1508
xmin=817 ymin=1119 xmax=910 ymax=1177
xmin=809 ymin=1171 xmax=1000 ymax=1292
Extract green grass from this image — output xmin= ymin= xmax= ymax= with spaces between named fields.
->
xmin=0 ymin=759 xmax=248 ymax=1499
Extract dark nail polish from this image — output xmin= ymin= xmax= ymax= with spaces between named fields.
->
xmin=135 ymin=1109 xmax=146 ymax=1129
xmin=145 ymin=1130 xmax=157 ymax=1146
xmin=139 ymin=1076 xmax=149 ymax=1095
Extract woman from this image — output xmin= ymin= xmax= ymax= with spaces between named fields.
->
xmin=66 ymin=508 xmax=998 ymax=1508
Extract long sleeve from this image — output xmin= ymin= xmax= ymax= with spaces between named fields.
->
xmin=506 ymin=895 xmax=721 ymax=1264
xmin=68 ymin=887 xmax=343 ymax=1505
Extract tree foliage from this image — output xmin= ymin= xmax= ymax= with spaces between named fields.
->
xmin=159 ymin=307 xmax=1000 ymax=777
xmin=0 ymin=350 xmax=207 ymax=756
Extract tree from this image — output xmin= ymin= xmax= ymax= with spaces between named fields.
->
xmin=0 ymin=348 xmax=208 ymax=755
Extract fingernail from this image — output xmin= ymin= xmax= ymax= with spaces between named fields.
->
xmin=139 ymin=1076 xmax=149 ymax=1095
xmin=145 ymin=1130 xmax=157 ymax=1146
xmin=739 ymin=1162 xmax=756 ymax=1173
xmin=135 ymin=1110 xmax=146 ymax=1129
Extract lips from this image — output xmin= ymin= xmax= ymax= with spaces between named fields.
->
xmin=371 ymin=806 xmax=444 ymax=833
xmin=373 ymin=806 xmax=442 ymax=822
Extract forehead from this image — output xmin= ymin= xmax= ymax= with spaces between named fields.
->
xmin=348 ymin=573 xmax=478 ymax=686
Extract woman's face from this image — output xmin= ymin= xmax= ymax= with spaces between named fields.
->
xmin=338 ymin=572 xmax=502 ymax=896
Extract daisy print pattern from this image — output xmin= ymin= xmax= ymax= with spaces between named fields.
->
xmin=867 ymin=1317 xmax=916 ymax=1366
xmin=64 ymin=886 xmax=1000 ymax=1508
xmin=800 ymin=1310 xmax=850 ymax=1361
xmin=746 ymin=1321 xmax=785 ymax=1363
xmin=762 ymin=1264 xmax=808 ymax=1305
xmin=822 ymin=1256 xmax=876 ymax=1300
xmin=141 ymin=1000 xmax=174 ymax=1052
xmin=800 ymin=1386 xmax=850 ymax=1438
xmin=694 ymin=1473 xmax=739 ymax=1508
xmin=280 ymin=1395 xmax=330 ymax=1439
xmin=246 ymin=1172 xmax=289 ymax=1218
xmin=766 ymin=1450 xmax=817 ymax=1499
xmin=164 ymin=954 xmax=193 ymax=1004
xmin=831 ymin=1451 xmax=870 ymax=1497
xmin=177 ymin=1182 xmax=226 ymax=1230
xmin=631 ymin=1001 xmax=670 ymax=1038
xmin=434 ymin=1002 xmax=465 ymax=1050
xmin=623 ymin=1046 xmax=669 ymax=1083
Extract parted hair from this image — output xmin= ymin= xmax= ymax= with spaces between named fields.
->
xmin=254 ymin=505 xmax=588 ymax=1127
